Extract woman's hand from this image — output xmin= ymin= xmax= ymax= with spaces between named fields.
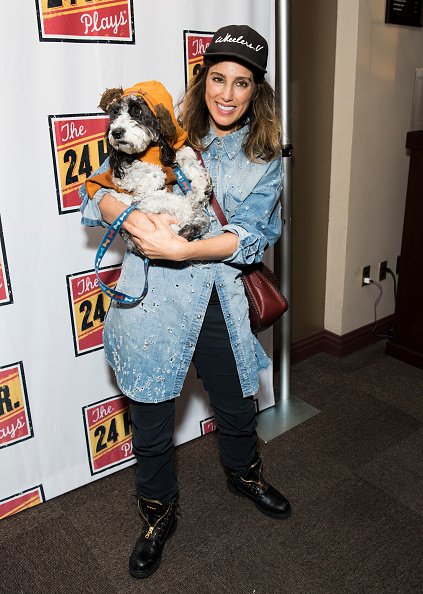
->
xmin=131 ymin=213 xmax=189 ymax=261
xmin=98 ymin=193 xmax=187 ymax=259
xmin=98 ymin=193 xmax=237 ymax=262
xmin=133 ymin=214 xmax=239 ymax=262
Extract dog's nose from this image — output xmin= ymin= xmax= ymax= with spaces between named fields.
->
xmin=111 ymin=128 xmax=125 ymax=139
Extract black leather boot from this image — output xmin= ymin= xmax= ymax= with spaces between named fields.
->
xmin=227 ymin=453 xmax=291 ymax=519
xmin=129 ymin=496 xmax=178 ymax=579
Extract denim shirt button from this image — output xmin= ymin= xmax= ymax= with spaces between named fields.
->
xmin=197 ymin=314 xmax=202 ymax=319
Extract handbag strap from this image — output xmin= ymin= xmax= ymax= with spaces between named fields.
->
xmin=196 ymin=152 xmax=228 ymax=227
xmin=210 ymin=192 xmax=228 ymax=227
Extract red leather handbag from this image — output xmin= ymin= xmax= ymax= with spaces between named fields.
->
xmin=241 ymin=261 xmax=288 ymax=334
xmin=210 ymin=192 xmax=288 ymax=334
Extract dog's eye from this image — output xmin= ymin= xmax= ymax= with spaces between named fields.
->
xmin=131 ymin=105 xmax=142 ymax=116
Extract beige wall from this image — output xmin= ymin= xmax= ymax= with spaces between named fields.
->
xmin=290 ymin=0 xmax=423 ymax=342
xmin=325 ymin=0 xmax=423 ymax=335
xmin=290 ymin=0 xmax=337 ymax=342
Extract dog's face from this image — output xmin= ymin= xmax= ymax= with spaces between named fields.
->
xmin=107 ymin=95 xmax=160 ymax=155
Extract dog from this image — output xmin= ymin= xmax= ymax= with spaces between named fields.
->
xmin=90 ymin=81 xmax=211 ymax=252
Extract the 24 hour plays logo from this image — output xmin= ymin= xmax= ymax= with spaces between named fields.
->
xmin=36 ymin=0 xmax=135 ymax=43
xmin=49 ymin=113 xmax=109 ymax=214
xmin=83 ymin=395 xmax=134 ymax=475
xmin=67 ymin=266 xmax=122 ymax=356
xmin=183 ymin=31 xmax=214 ymax=86
xmin=0 ymin=362 xmax=33 ymax=449
xmin=0 ymin=486 xmax=45 ymax=520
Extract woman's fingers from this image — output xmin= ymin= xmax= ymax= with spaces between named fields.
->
xmin=143 ymin=213 xmax=188 ymax=244
xmin=145 ymin=212 xmax=180 ymax=228
xmin=129 ymin=216 xmax=189 ymax=260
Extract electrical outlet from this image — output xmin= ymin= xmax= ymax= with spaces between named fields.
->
xmin=379 ymin=260 xmax=388 ymax=281
xmin=362 ymin=265 xmax=371 ymax=286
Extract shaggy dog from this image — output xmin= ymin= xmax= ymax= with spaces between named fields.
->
xmin=88 ymin=81 xmax=211 ymax=251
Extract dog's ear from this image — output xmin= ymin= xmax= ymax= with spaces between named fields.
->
xmin=99 ymin=87 xmax=124 ymax=113
xmin=155 ymin=104 xmax=178 ymax=146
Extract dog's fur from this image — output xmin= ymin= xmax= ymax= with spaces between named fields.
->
xmin=99 ymin=87 xmax=211 ymax=251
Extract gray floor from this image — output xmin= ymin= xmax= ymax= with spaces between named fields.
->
xmin=1 ymin=341 xmax=423 ymax=594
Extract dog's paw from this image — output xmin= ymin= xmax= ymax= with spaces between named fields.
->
xmin=178 ymin=211 xmax=210 ymax=240
xmin=178 ymin=224 xmax=203 ymax=242
xmin=175 ymin=149 xmax=211 ymax=199
xmin=175 ymin=146 xmax=203 ymax=178
xmin=120 ymin=229 xmax=138 ymax=253
xmin=175 ymin=145 xmax=196 ymax=162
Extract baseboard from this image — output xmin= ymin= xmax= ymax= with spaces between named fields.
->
xmin=288 ymin=314 xmax=395 ymax=365
xmin=385 ymin=341 xmax=423 ymax=370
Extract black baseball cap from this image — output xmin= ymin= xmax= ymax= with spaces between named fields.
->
xmin=204 ymin=24 xmax=268 ymax=73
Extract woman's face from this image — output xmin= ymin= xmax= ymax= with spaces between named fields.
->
xmin=205 ymin=61 xmax=255 ymax=137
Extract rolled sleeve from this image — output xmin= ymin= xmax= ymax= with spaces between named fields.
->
xmin=79 ymin=159 xmax=110 ymax=227
xmin=80 ymin=187 xmax=110 ymax=227
xmin=221 ymin=158 xmax=283 ymax=265
xmin=221 ymin=224 xmax=261 ymax=264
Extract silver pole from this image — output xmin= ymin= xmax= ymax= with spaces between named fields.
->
xmin=256 ymin=0 xmax=320 ymax=442
xmin=277 ymin=0 xmax=292 ymax=403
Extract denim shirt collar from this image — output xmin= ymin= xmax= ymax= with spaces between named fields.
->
xmin=202 ymin=124 xmax=249 ymax=160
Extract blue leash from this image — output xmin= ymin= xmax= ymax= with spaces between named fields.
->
xmin=94 ymin=165 xmax=192 ymax=304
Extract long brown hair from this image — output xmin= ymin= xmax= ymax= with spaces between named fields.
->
xmin=177 ymin=58 xmax=282 ymax=162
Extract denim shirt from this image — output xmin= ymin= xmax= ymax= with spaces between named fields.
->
xmin=79 ymin=124 xmax=283 ymax=403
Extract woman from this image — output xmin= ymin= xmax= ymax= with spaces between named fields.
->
xmin=80 ymin=24 xmax=291 ymax=579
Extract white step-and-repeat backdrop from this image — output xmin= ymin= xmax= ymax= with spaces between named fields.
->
xmin=0 ymin=0 xmax=277 ymax=519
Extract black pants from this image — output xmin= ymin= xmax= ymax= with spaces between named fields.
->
xmin=129 ymin=285 xmax=257 ymax=502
